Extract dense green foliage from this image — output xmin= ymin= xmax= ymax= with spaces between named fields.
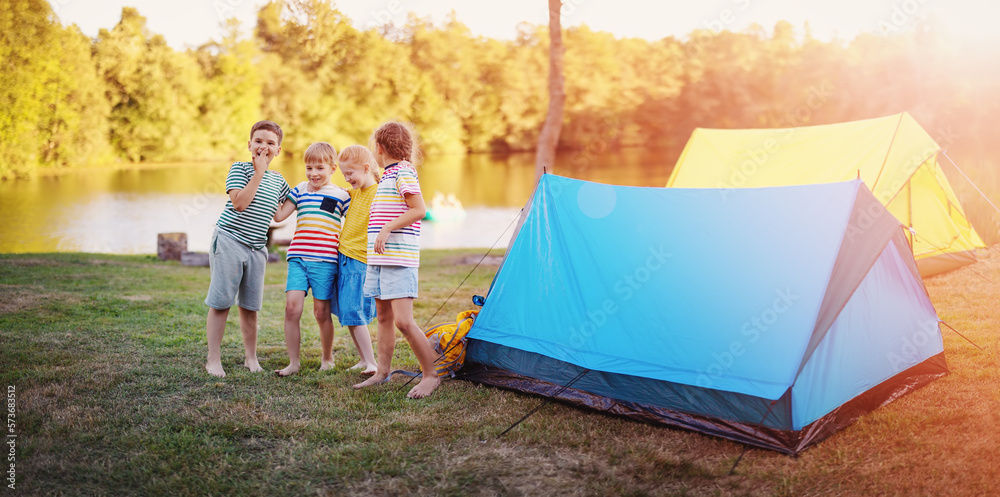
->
xmin=2 ymin=0 xmax=999 ymax=177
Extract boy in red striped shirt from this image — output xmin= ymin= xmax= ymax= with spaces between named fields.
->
xmin=273 ymin=142 xmax=350 ymax=376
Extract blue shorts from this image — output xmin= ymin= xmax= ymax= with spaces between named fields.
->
xmin=285 ymin=257 xmax=337 ymax=301
xmin=336 ymin=255 xmax=376 ymax=326
xmin=364 ymin=265 xmax=419 ymax=300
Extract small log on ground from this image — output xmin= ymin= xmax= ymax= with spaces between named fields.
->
xmin=158 ymin=233 xmax=188 ymax=261
xmin=181 ymin=251 xmax=210 ymax=267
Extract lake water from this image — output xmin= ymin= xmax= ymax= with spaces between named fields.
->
xmin=0 ymin=148 xmax=676 ymax=254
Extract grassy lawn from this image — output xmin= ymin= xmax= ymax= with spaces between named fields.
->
xmin=2 ymin=247 xmax=999 ymax=496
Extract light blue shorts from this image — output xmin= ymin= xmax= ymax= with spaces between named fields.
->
xmin=364 ymin=265 xmax=419 ymax=300
xmin=285 ymin=257 xmax=337 ymax=301
xmin=336 ymin=255 xmax=376 ymax=326
xmin=205 ymin=229 xmax=267 ymax=311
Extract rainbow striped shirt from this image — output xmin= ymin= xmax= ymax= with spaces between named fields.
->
xmin=285 ymin=182 xmax=350 ymax=263
xmin=367 ymin=162 xmax=421 ymax=267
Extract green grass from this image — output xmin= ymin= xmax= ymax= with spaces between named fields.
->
xmin=2 ymin=248 xmax=1000 ymax=496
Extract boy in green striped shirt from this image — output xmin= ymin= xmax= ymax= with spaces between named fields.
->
xmin=205 ymin=120 xmax=291 ymax=377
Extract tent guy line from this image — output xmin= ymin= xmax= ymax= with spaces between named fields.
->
xmin=941 ymin=151 xmax=1000 ymax=217
xmin=497 ymin=368 xmax=592 ymax=439
xmin=729 ymin=398 xmax=781 ymax=475
xmin=939 ymin=321 xmax=987 ymax=352
xmin=418 ymin=211 xmax=523 ymax=331
xmin=384 ymin=211 xmax=525 ymax=393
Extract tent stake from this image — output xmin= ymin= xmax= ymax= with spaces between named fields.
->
xmin=728 ymin=446 xmax=750 ymax=476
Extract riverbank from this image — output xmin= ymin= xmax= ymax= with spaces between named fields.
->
xmin=1 ymin=249 xmax=999 ymax=495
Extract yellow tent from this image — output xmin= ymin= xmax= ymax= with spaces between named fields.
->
xmin=666 ymin=113 xmax=985 ymax=276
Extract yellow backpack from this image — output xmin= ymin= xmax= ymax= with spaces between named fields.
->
xmin=424 ymin=310 xmax=479 ymax=377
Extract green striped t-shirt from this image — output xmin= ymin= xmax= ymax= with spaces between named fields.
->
xmin=216 ymin=161 xmax=291 ymax=250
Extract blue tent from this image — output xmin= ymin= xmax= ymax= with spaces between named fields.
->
xmin=461 ymin=175 xmax=947 ymax=454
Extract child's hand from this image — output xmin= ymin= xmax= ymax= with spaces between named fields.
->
xmin=252 ymin=146 xmax=270 ymax=173
xmin=374 ymin=227 xmax=391 ymax=254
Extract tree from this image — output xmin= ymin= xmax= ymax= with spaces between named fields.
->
xmin=494 ymin=25 xmax=548 ymax=152
xmin=94 ymin=8 xmax=202 ymax=161
xmin=508 ymin=0 xmax=565 ymax=254
xmin=405 ymin=13 xmax=504 ymax=153
xmin=0 ymin=0 xmax=60 ymax=176
xmin=195 ymin=19 xmax=263 ymax=160
xmin=39 ymin=24 xmax=113 ymax=168
xmin=534 ymin=0 xmax=565 ymax=179
xmin=254 ymin=0 xmax=422 ymax=154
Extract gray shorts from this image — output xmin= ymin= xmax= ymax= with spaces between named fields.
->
xmin=364 ymin=265 xmax=419 ymax=300
xmin=205 ymin=229 xmax=268 ymax=311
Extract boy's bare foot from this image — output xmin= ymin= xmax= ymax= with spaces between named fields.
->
xmin=319 ymin=359 xmax=335 ymax=371
xmin=206 ymin=361 xmax=226 ymax=378
xmin=274 ymin=364 xmax=299 ymax=376
xmin=348 ymin=361 xmax=365 ymax=370
xmin=353 ymin=372 xmax=389 ymax=389
xmin=244 ymin=358 xmax=264 ymax=373
xmin=361 ymin=365 xmax=377 ymax=375
xmin=406 ymin=375 xmax=441 ymax=399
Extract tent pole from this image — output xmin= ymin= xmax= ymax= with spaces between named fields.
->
xmin=880 ymin=152 xmax=937 ymax=206
xmin=907 ymin=179 xmax=914 ymax=251
xmin=871 ymin=113 xmax=905 ymax=192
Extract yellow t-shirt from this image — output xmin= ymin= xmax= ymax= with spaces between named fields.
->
xmin=339 ymin=183 xmax=378 ymax=263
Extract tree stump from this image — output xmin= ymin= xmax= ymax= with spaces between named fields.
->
xmin=157 ymin=233 xmax=187 ymax=261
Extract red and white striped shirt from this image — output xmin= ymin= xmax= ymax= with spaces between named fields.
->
xmin=286 ymin=182 xmax=350 ymax=263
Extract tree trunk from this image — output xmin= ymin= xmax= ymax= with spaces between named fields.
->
xmin=504 ymin=0 xmax=566 ymax=258
xmin=535 ymin=0 xmax=566 ymax=179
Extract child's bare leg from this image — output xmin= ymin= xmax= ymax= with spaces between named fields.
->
xmin=348 ymin=332 xmax=365 ymax=370
xmin=206 ymin=307 xmax=229 ymax=377
xmin=348 ymin=325 xmax=377 ymax=374
xmin=238 ymin=306 xmax=263 ymax=372
xmin=347 ymin=330 xmax=365 ymax=370
xmin=275 ymin=291 xmax=305 ymax=376
xmin=314 ymin=299 xmax=335 ymax=370
xmin=391 ymin=298 xmax=441 ymax=399
xmin=354 ymin=299 xmax=395 ymax=388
